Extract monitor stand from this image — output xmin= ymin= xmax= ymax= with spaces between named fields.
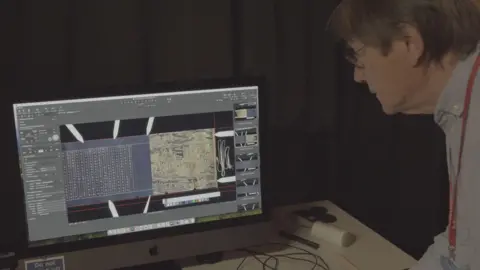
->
xmin=114 ymin=260 xmax=182 ymax=270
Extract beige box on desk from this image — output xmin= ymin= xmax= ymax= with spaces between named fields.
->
xmin=291 ymin=210 xmax=357 ymax=247
xmin=310 ymin=221 xmax=357 ymax=247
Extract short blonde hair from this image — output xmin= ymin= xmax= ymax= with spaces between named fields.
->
xmin=329 ymin=0 xmax=480 ymax=64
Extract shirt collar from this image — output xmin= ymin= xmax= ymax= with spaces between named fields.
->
xmin=434 ymin=46 xmax=480 ymax=125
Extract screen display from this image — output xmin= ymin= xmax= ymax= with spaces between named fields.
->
xmin=13 ymin=86 xmax=263 ymax=247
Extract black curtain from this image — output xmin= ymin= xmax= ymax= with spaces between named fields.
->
xmin=1 ymin=0 xmax=448 ymax=260
xmin=2 ymin=0 xmax=340 ymax=251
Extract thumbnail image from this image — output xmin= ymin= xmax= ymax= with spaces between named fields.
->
xmin=234 ymin=102 xmax=257 ymax=121
xmin=215 ymin=136 xmax=235 ymax=180
xmin=236 ymin=178 xmax=259 ymax=187
xmin=235 ymin=127 xmax=258 ymax=148
xmin=237 ymin=202 xmax=260 ymax=212
xmin=236 ymin=153 xmax=258 ymax=161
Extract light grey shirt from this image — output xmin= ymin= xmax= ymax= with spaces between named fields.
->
xmin=411 ymin=47 xmax=480 ymax=270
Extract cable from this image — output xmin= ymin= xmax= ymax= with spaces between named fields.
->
xmin=270 ymin=253 xmax=319 ymax=270
xmin=273 ymin=252 xmax=325 ymax=270
xmin=269 ymin=242 xmax=329 ymax=270
xmin=237 ymin=248 xmax=279 ymax=270
xmin=236 ymin=242 xmax=330 ymax=270
xmin=236 ymin=256 xmax=248 ymax=270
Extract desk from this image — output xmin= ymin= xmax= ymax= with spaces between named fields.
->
xmin=17 ymin=201 xmax=416 ymax=270
xmin=184 ymin=201 xmax=416 ymax=270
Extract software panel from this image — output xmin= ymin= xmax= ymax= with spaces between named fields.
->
xmin=13 ymin=86 xmax=263 ymax=247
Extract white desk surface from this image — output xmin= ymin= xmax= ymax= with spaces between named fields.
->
xmin=185 ymin=201 xmax=416 ymax=270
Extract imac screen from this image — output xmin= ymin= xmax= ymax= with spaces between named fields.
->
xmin=13 ymin=85 xmax=262 ymax=247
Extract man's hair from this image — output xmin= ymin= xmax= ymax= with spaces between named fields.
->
xmin=329 ymin=0 xmax=480 ymax=65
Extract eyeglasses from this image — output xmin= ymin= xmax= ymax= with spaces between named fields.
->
xmin=344 ymin=45 xmax=365 ymax=69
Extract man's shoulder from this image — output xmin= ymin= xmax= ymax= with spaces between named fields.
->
xmin=434 ymin=49 xmax=480 ymax=126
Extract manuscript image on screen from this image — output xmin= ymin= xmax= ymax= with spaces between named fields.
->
xmin=149 ymin=129 xmax=218 ymax=194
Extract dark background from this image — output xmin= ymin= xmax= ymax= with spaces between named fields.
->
xmin=1 ymin=0 xmax=448 ymax=260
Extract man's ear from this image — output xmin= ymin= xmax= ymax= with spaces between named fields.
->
xmin=401 ymin=24 xmax=424 ymax=66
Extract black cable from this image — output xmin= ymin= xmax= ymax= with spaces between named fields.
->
xmin=237 ymin=249 xmax=278 ymax=270
xmin=245 ymin=249 xmax=279 ymax=270
xmin=274 ymin=252 xmax=326 ymax=270
xmin=236 ymin=242 xmax=331 ymax=270
xmin=240 ymin=250 xmax=325 ymax=270
xmin=262 ymin=251 xmax=325 ymax=270
xmin=255 ymin=242 xmax=329 ymax=270
xmin=236 ymin=256 xmax=248 ymax=270
xmin=271 ymin=242 xmax=329 ymax=269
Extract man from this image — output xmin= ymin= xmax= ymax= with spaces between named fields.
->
xmin=329 ymin=0 xmax=480 ymax=269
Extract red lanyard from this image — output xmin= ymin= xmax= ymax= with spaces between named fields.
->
xmin=448 ymin=53 xmax=480 ymax=260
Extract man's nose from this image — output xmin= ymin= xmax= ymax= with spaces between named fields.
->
xmin=353 ymin=67 xmax=366 ymax=83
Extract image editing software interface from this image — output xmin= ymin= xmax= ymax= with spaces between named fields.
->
xmin=13 ymin=86 xmax=262 ymax=247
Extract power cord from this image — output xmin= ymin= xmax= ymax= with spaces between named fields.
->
xmin=274 ymin=252 xmax=324 ymax=270
xmin=237 ymin=249 xmax=279 ymax=270
xmin=236 ymin=242 xmax=330 ymax=270
xmin=267 ymin=242 xmax=329 ymax=269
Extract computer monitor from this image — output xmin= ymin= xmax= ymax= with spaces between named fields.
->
xmin=12 ymin=79 xmax=268 ymax=256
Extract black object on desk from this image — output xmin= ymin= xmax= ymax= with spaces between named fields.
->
xmin=279 ymin=230 xmax=320 ymax=249
xmin=293 ymin=206 xmax=337 ymax=224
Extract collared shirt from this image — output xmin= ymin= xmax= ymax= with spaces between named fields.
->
xmin=411 ymin=47 xmax=480 ymax=270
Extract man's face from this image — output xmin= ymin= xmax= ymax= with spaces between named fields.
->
xmin=348 ymin=39 xmax=428 ymax=114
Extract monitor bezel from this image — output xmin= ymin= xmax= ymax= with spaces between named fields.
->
xmin=11 ymin=77 xmax=271 ymax=258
